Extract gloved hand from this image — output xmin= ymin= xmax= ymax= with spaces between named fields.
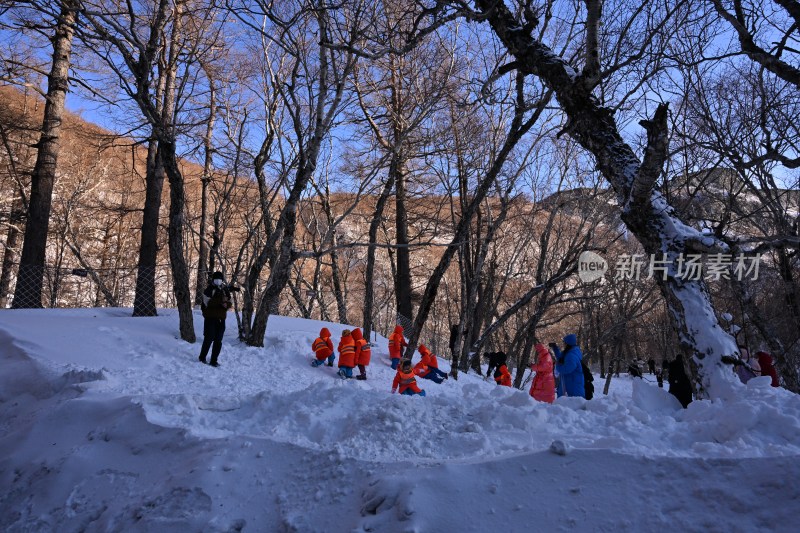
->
xmin=391 ymin=388 xmax=397 ymax=394
xmin=548 ymin=342 xmax=558 ymax=350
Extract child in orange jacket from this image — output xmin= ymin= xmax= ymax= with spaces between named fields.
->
xmin=494 ymin=364 xmax=512 ymax=387
xmin=311 ymin=327 xmax=334 ymax=367
xmin=414 ymin=345 xmax=448 ymax=383
xmin=392 ymin=359 xmax=426 ymax=396
xmin=337 ymin=329 xmax=356 ymax=379
xmin=352 ymin=328 xmax=371 ymax=380
xmin=388 ymin=325 xmax=408 ymax=370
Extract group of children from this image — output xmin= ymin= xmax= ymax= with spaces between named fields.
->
xmin=310 ymin=324 xmax=448 ymax=395
xmin=311 ymin=327 xmax=372 ymax=380
xmin=310 ymin=325 xmax=589 ymax=404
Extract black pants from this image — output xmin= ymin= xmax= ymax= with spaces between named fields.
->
xmin=199 ymin=317 xmax=226 ymax=364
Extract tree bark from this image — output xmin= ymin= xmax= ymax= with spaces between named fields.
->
xmin=363 ymin=175 xmax=396 ymax=340
xmin=132 ymin=138 xmax=164 ymax=316
xmin=0 ymin=199 xmax=23 ymax=308
xmin=195 ymin=78 xmax=216 ymax=305
xmin=12 ymin=1 xmax=76 ymax=308
xmin=160 ymin=139 xmax=195 ymax=342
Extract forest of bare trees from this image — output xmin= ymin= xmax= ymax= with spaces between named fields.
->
xmin=0 ymin=0 xmax=797 ymax=395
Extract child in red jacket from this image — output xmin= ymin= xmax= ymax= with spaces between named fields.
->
xmin=494 ymin=364 xmax=512 ymax=387
xmin=311 ymin=328 xmax=334 ymax=367
xmin=414 ymin=345 xmax=448 ymax=383
xmin=388 ymin=325 xmax=408 ymax=370
xmin=392 ymin=359 xmax=426 ymax=396
xmin=353 ymin=328 xmax=371 ymax=380
xmin=337 ymin=329 xmax=356 ymax=379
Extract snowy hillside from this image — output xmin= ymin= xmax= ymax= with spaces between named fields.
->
xmin=1 ymin=309 xmax=799 ymax=532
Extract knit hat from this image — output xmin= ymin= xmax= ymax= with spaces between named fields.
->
xmin=563 ymin=334 xmax=578 ymax=347
xmin=212 ymin=271 xmax=224 ymax=280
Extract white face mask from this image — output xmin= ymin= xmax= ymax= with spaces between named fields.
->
xmin=213 ymin=279 xmax=223 ymax=287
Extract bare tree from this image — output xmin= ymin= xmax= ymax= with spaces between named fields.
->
xmin=13 ymin=0 xmax=77 ymax=308
xmin=231 ymin=0 xmax=368 ymax=346
xmin=447 ymin=0 xmax=742 ymax=397
xmin=79 ymin=0 xmax=225 ymax=340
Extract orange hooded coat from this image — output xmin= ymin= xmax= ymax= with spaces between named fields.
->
xmin=495 ymin=364 xmax=512 ymax=387
xmin=352 ymin=328 xmax=371 ymax=366
xmin=338 ymin=331 xmax=356 ymax=368
xmin=312 ymin=328 xmax=334 ymax=361
xmin=418 ymin=345 xmax=440 ymax=369
xmin=388 ymin=325 xmax=407 ymax=359
xmin=414 ymin=355 xmax=431 ymax=377
xmin=392 ymin=367 xmax=423 ymax=394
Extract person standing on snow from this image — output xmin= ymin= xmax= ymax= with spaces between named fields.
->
xmin=392 ymin=359 xmax=426 ymax=396
xmin=311 ymin=328 xmax=335 ymax=367
xmin=388 ymin=325 xmax=408 ymax=370
xmin=550 ymin=334 xmax=585 ymax=398
xmin=352 ymin=328 xmax=371 ymax=380
xmin=529 ymin=343 xmax=556 ymax=403
xmin=198 ymin=271 xmax=233 ymax=367
xmin=337 ymin=329 xmax=356 ymax=379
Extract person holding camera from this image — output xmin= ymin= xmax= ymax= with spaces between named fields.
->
xmin=198 ymin=271 xmax=234 ymax=367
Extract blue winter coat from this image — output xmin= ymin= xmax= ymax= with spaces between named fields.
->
xmin=553 ymin=345 xmax=586 ymax=398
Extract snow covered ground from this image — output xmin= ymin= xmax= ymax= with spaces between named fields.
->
xmin=1 ymin=308 xmax=799 ymax=532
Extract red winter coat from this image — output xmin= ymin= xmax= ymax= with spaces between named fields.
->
xmin=419 ymin=345 xmax=439 ymax=368
xmin=530 ymin=343 xmax=555 ymax=403
xmin=756 ymin=351 xmax=779 ymax=387
xmin=388 ymin=325 xmax=407 ymax=359
xmin=392 ymin=368 xmax=422 ymax=394
xmin=338 ymin=332 xmax=356 ymax=368
xmin=414 ymin=356 xmax=431 ymax=377
xmin=312 ymin=328 xmax=334 ymax=361
xmin=353 ymin=328 xmax=371 ymax=366
xmin=495 ymin=364 xmax=512 ymax=387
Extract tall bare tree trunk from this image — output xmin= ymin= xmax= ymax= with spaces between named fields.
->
xmin=161 ymin=141 xmax=195 ymax=341
xmin=195 ymin=78 xmax=216 ymax=304
xmin=363 ymin=176 xmax=396 ymax=340
xmin=0 ymin=198 xmax=23 ymax=308
xmin=132 ymin=138 xmax=164 ymax=316
xmin=159 ymin=0 xmax=194 ymax=342
xmin=12 ymin=2 xmax=76 ymax=308
xmin=393 ymin=153 xmax=413 ymax=320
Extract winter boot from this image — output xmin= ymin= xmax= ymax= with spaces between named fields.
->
xmin=199 ymin=355 xmax=207 ymax=364
xmin=356 ymin=374 xmax=367 ymax=380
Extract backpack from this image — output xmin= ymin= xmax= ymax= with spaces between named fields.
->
xmin=582 ymin=361 xmax=594 ymax=400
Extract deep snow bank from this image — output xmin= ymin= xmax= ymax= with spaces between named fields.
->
xmin=1 ymin=308 xmax=799 ymax=532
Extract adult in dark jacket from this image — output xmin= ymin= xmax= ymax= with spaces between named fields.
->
xmin=198 ymin=271 xmax=232 ymax=367
xmin=551 ymin=334 xmax=585 ymax=398
xmin=667 ymin=354 xmax=693 ymax=408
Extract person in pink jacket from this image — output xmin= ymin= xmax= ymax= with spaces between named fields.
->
xmin=529 ymin=343 xmax=556 ymax=403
